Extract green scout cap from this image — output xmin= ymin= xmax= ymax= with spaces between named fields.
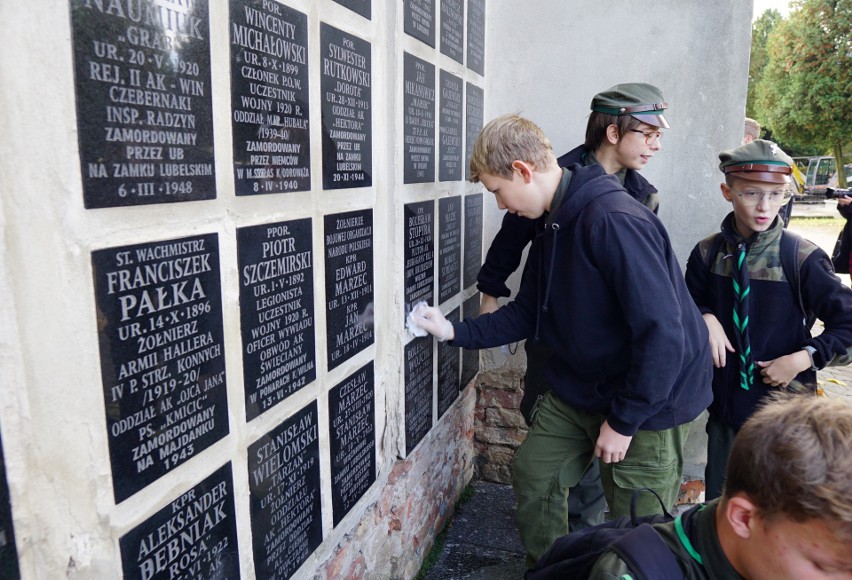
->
xmin=719 ymin=139 xmax=793 ymax=184
xmin=590 ymin=83 xmax=669 ymax=129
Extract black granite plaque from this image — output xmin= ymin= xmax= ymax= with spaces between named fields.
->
xmin=465 ymin=83 xmax=484 ymax=181
xmin=329 ymin=363 xmax=376 ymax=526
xmin=403 ymin=54 xmax=436 ymax=184
xmin=438 ymin=196 xmax=462 ymax=304
xmin=333 ymin=0 xmax=371 ymax=19
xmin=238 ymin=219 xmax=316 ymax=421
xmin=466 ymin=0 xmax=485 ymax=76
xmin=324 ymin=210 xmax=375 ymax=370
xmin=321 ymin=24 xmax=372 ymax=189
xmin=70 ymin=0 xmax=215 ymax=208
xmin=461 ymin=293 xmax=480 ymax=388
xmin=230 ymin=0 xmax=310 ymax=196
xmin=440 ymin=0 xmax=464 ymax=63
xmin=439 ymin=71 xmax=463 ymax=182
xmin=463 ymin=193 xmax=483 ymax=288
xmin=404 ymin=337 xmax=433 ymax=455
xmin=437 ymin=309 xmax=461 ymax=418
xmin=404 ymin=201 xmax=435 ymax=315
xmin=119 ymin=463 xmax=239 ymax=579
xmin=249 ymin=402 xmax=321 ymax=579
xmin=404 ymin=0 xmax=435 ymax=47
xmin=0 ymin=433 xmax=19 ymax=580
xmin=92 ymin=234 xmax=228 ymax=503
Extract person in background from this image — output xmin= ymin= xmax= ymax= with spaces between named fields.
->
xmin=590 ymin=394 xmax=852 ymax=579
xmin=684 ymin=139 xmax=852 ymax=500
xmin=832 ymin=192 xmax=852 ymax=276
xmin=412 ymin=114 xmax=711 ymax=565
xmin=475 ymin=83 xmax=669 ymax=531
xmin=742 ymin=117 xmax=760 ymax=144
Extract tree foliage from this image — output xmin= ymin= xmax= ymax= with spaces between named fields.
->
xmin=746 ymin=9 xmax=782 ymax=121
xmin=754 ymin=0 xmax=851 ymax=186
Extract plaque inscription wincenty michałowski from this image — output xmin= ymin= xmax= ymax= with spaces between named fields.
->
xmin=230 ymin=0 xmax=311 ymax=196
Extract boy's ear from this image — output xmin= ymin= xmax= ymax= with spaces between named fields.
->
xmin=725 ymin=495 xmax=758 ymax=540
xmin=605 ymin=124 xmax=620 ymax=145
xmin=511 ymin=160 xmax=535 ymax=183
xmin=721 ymin=182 xmax=734 ymax=202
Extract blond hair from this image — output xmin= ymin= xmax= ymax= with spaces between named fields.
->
xmin=724 ymin=394 xmax=852 ymax=540
xmin=744 ymin=117 xmax=761 ymax=142
xmin=469 ymin=114 xmax=556 ymax=182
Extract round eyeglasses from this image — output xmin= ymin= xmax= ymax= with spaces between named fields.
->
xmin=731 ymin=187 xmax=794 ymax=207
xmin=628 ymin=129 xmax=663 ymax=145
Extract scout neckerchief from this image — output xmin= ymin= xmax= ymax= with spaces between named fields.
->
xmin=731 ymin=241 xmax=753 ymax=390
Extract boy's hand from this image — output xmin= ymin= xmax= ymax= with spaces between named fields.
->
xmin=757 ymin=350 xmax=811 ymax=387
xmin=411 ymin=303 xmax=455 ymax=342
xmin=702 ymin=313 xmax=734 ymax=368
xmin=479 ymin=294 xmax=499 ymax=315
xmin=595 ymin=421 xmax=633 ymax=464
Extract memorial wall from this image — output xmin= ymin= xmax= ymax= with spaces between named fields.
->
xmin=0 ymin=0 xmax=484 ymax=577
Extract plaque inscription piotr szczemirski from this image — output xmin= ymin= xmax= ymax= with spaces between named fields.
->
xmin=230 ymin=0 xmax=311 ymax=196
xmin=438 ymin=196 xmax=462 ymax=304
xmin=404 ymin=201 xmax=435 ymax=316
xmin=321 ymin=24 xmax=372 ymax=189
xmin=92 ymin=234 xmax=228 ymax=503
xmin=405 ymin=336 xmax=433 ymax=455
xmin=249 ymin=402 xmax=322 ymax=579
xmin=70 ymin=0 xmax=215 ymax=208
xmin=238 ymin=219 xmax=316 ymax=421
xmin=119 ymin=463 xmax=239 ymax=579
xmin=403 ymin=53 xmax=436 ymax=184
xmin=329 ymin=362 xmax=376 ymax=526
xmin=324 ymin=209 xmax=375 ymax=371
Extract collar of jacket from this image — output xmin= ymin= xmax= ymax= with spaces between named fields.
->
xmin=720 ymin=211 xmax=783 ymax=255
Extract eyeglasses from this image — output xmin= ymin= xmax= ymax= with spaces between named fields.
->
xmin=629 ymin=129 xmax=663 ymax=145
xmin=731 ymin=187 xmax=794 ymax=207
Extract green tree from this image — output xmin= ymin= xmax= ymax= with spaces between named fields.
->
xmin=746 ymin=9 xmax=782 ymax=121
xmin=756 ymin=0 xmax=851 ymax=187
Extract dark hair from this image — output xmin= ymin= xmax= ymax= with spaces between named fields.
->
xmin=724 ymin=394 xmax=852 ymax=540
xmin=584 ymin=112 xmax=641 ymax=152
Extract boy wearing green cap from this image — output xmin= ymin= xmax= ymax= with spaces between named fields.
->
xmin=685 ymin=139 xmax=852 ymax=500
xmin=476 ymin=83 xmax=670 ymax=532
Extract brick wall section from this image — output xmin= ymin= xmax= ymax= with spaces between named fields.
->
xmin=317 ymin=385 xmax=476 ymax=579
xmin=472 ymin=368 xmax=705 ymax=503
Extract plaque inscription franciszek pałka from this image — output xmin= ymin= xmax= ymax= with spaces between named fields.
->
xmin=92 ymin=234 xmax=228 ymax=503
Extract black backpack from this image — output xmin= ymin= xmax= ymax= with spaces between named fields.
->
xmin=524 ymin=489 xmax=685 ymax=580
xmin=704 ymin=229 xmax=815 ymax=330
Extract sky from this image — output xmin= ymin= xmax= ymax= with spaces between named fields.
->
xmin=753 ymin=0 xmax=793 ymax=20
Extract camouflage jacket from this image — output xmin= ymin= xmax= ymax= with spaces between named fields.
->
xmin=685 ymin=213 xmax=852 ymax=428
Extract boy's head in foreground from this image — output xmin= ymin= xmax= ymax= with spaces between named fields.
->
xmin=719 ymin=395 xmax=852 ymax=578
xmin=585 ymin=82 xmax=668 ymax=173
xmin=469 ymin=114 xmax=561 ymax=220
xmin=718 ymin=139 xmax=795 ymax=239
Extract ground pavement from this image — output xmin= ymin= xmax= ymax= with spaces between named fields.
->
xmin=425 ymin=202 xmax=852 ymax=580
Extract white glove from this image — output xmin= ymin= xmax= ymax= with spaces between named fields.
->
xmin=407 ymin=301 xmax=454 ymax=342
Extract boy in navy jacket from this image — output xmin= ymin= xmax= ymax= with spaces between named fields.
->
xmin=412 ymin=114 xmax=712 ymax=564
xmin=685 ymin=140 xmax=852 ymax=500
xmin=476 ymin=83 xmax=670 ymax=532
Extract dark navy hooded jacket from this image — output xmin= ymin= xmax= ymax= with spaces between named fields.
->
xmin=452 ymin=164 xmax=712 ymax=436
xmin=477 ymin=145 xmax=658 ymax=299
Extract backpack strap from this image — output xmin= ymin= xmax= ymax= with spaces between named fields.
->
xmin=703 ymin=233 xmax=726 ymax=273
xmin=779 ymin=229 xmax=816 ymax=330
xmin=610 ymin=524 xmax=683 ymax=580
